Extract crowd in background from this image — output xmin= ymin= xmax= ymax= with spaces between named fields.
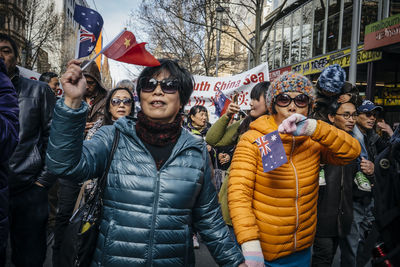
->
xmin=1 ymin=32 xmax=400 ymax=267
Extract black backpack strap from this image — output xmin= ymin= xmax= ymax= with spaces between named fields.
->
xmin=99 ymin=128 xmax=120 ymax=191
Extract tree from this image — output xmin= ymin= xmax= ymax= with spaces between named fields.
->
xmin=157 ymin=0 xmax=274 ymax=67
xmin=132 ymin=0 xmax=247 ymax=76
xmin=23 ymin=0 xmax=60 ymax=70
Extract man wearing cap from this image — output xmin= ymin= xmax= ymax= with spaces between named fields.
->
xmin=341 ymin=100 xmax=393 ymax=266
xmin=52 ymin=60 xmax=108 ymax=266
xmin=228 ymin=72 xmax=361 ymax=266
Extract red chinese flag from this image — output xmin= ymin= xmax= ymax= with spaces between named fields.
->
xmin=103 ymin=31 xmax=160 ymax=67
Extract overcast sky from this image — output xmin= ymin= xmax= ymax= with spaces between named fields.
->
xmin=92 ymin=0 xmax=144 ymax=84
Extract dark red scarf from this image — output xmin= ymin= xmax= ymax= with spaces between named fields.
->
xmin=135 ymin=111 xmax=182 ymax=146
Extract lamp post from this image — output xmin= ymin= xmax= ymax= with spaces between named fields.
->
xmin=215 ymin=5 xmax=224 ymax=77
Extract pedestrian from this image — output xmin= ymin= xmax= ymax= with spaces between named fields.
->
xmin=0 ymin=33 xmax=56 ymax=267
xmin=228 ymin=72 xmax=361 ymax=266
xmin=205 ymin=81 xmax=269 ymax=241
xmin=0 ymin=58 xmax=19 ymax=267
xmin=46 ymin=58 xmax=247 ymax=266
xmin=342 ymin=100 xmax=393 ymax=266
xmin=54 ymin=86 xmax=135 ymax=267
xmin=39 ymin=71 xmax=61 ymax=97
xmin=312 ymin=98 xmax=359 ymax=266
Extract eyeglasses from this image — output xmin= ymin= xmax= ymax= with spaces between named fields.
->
xmin=363 ymin=112 xmax=377 ymax=118
xmin=335 ymin=113 xmax=358 ymax=120
xmin=140 ymin=78 xmax=179 ymax=94
xmin=275 ymin=94 xmax=309 ymax=108
xmin=110 ymin=98 xmax=133 ymax=106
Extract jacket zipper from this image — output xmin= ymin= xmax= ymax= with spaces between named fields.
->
xmin=146 ymin=171 xmax=161 ymax=266
xmin=289 ymin=136 xmax=299 ymax=250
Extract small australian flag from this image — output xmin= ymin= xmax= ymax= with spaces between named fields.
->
xmin=74 ymin=4 xmax=103 ymax=58
xmin=255 ymin=130 xmax=287 ymax=172
xmin=214 ymin=89 xmax=231 ymax=117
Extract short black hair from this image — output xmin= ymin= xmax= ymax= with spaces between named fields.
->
xmin=0 ymin=33 xmax=19 ymax=59
xmin=39 ymin=72 xmax=58 ymax=83
xmin=187 ymin=105 xmax=208 ymax=125
xmin=136 ymin=59 xmax=194 ymax=108
xmin=250 ymin=81 xmax=270 ymax=100
xmin=104 ymin=87 xmax=135 ymax=125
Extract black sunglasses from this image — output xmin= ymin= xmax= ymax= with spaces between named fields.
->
xmin=110 ymin=98 xmax=133 ymax=106
xmin=363 ymin=112 xmax=377 ymax=118
xmin=140 ymin=78 xmax=179 ymax=94
xmin=275 ymin=94 xmax=310 ymax=108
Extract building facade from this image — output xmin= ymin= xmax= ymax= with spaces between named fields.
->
xmin=261 ymin=0 xmax=400 ymax=127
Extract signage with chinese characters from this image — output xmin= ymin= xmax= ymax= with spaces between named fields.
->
xmin=364 ymin=14 xmax=400 ymax=51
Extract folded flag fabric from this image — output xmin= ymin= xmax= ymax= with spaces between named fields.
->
xmin=214 ymin=89 xmax=231 ymax=117
xmin=74 ymin=4 xmax=103 ymax=58
xmin=102 ymin=30 xmax=160 ymax=67
xmin=255 ymin=130 xmax=287 ymax=172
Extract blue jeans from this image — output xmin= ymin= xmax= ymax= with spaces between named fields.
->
xmin=340 ymin=199 xmax=374 ymax=267
xmin=264 ymin=247 xmax=311 ymax=267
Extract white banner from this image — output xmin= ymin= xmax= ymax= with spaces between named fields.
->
xmin=187 ymin=62 xmax=269 ymax=122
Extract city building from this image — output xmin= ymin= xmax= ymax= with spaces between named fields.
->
xmin=260 ymin=0 xmax=400 ymax=127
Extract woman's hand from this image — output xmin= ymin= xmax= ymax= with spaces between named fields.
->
xmin=226 ymin=103 xmax=240 ymax=119
xmin=218 ymin=153 xmax=231 ymax=165
xmin=61 ymin=59 xmax=87 ymax=109
xmin=377 ymin=120 xmax=394 ymax=137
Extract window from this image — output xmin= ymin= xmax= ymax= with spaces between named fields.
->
xmin=342 ymin=0 xmax=353 ymax=48
xmin=267 ymin=26 xmax=275 ymax=69
xmin=301 ymin=1 xmax=313 ymax=60
xmin=326 ymin=0 xmax=340 ymax=52
xmin=291 ymin=8 xmax=301 ymax=63
xmin=282 ymin=15 xmax=291 ymax=66
xmin=275 ymin=19 xmax=283 ymax=68
xmin=313 ymin=0 xmax=326 ymax=56
xmin=360 ymin=0 xmax=379 ymax=42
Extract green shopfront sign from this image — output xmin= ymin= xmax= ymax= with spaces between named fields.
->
xmin=365 ymin=14 xmax=400 ymax=50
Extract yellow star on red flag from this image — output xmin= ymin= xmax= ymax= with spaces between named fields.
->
xmin=124 ymin=38 xmax=131 ymax=48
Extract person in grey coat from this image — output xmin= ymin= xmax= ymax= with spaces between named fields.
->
xmin=46 ymin=58 xmax=246 ymax=267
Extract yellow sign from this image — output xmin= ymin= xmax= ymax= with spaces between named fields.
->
xmin=291 ymin=46 xmax=382 ymax=76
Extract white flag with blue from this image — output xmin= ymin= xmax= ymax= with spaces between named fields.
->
xmin=255 ymin=130 xmax=287 ymax=172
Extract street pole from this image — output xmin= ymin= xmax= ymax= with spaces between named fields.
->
xmin=349 ymin=0 xmax=361 ymax=84
xmin=215 ymin=6 xmax=224 ymax=77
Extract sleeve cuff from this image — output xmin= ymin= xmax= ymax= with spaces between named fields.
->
xmin=241 ymin=240 xmax=263 ymax=253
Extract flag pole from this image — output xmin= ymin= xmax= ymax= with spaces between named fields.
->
xmin=81 ymin=28 xmax=126 ymax=71
xmin=75 ymin=27 xmax=81 ymax=59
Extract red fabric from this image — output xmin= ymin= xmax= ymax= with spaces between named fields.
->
xmin=220 ymin=99 xmax=231 ymax=116
xmin=103 ymin=31 xmax=160 ymax=67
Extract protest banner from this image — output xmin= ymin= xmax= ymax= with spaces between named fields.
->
xmin=17 ymin=66 xmax=64 ymax=97
xmin=188 ymin=62 xmax=269 ymax=122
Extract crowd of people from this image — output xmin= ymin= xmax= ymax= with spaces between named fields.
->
xmin=1 ymin=32 xmax=400 ymax=267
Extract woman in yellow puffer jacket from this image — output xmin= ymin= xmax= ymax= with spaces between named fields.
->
xmin=228 ymin=72 xmax=361 ymax=267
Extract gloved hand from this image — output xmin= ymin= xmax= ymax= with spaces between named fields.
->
xmin=278 ymin=114 xmax=317 ymax=136
xmin=241 ymin=240 xmax=265 ymax=267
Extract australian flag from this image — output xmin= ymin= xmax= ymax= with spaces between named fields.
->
xmin=74 ymin=4 xmax=103 ymax=58
xmin=214 ymin=89 xmax=231 ymax=117
xmin=255 ymin=130 xmax=287 ymax=172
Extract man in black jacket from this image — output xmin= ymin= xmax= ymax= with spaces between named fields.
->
xmin=312 ymin=98 xmax=359 ymax=267
xmin=0 ymin=33 xmax=56 ymax=267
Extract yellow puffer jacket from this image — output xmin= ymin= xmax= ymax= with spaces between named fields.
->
xmin=228 ymin=115 xmax=361 ymax=261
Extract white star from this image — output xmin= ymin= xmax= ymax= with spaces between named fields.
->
xmin=81 ymin=12 xmax=86 ymax=15
xmin=280 ymin=156 xmax=283 ymax=159
xmin=270 ymin=155 xmax=273 ymax=158
xmin=265 ymin=163 xmax=268 ymax=166
xmin=271 ymin=135 xmax=277 ymax=141
xmin=85 ymin=18 xmax=89 ymax=20
xmin=90 ymin=11 xmax=94 ymax=14
xmin=270 ymin=165 xmax=273 ymax=168
xmin=97 ymin=21 xmax=100 ymax=25
xmin=88 ymin=45 xmax=94 ymax=52
xmin=88 ymin=25 xmax=92 ymax=28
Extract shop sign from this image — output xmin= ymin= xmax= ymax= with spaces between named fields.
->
xmin=291 ymin=46 xmax=382 ymax=76
xmin=364 ymin=14 xmax=400 ymax=51
xmin=269 ymin=66 xmax=292 ymax=81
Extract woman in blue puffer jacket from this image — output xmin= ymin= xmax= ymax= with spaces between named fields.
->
xmin=46 ymin=58 xmax=246 ymax=267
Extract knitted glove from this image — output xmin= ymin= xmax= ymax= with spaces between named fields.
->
xmin=278 ymin=114 xmax=317 ymax=136
xmin=241 ymin=240 xmax=265 ymax=267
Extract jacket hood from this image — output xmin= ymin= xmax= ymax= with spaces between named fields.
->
xmin=249 ymin=115 xmax=308 ymax=144
xmin=82 ymin=60 xmax=107 ymax=93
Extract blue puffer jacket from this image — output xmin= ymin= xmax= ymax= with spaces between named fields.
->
xmin=46 ymin=100 xmax=244 ymax=267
